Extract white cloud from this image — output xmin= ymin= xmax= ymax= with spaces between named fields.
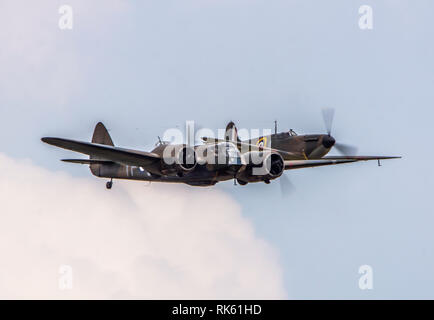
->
xmin=0 ymin=153 xmax=286 ymax=299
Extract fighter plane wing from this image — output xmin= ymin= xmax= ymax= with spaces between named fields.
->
xmin=41 ymin=137 xmax=161 ymax=167
xmin=321 ymin=156 xmax=401 ymax=161
xmin=284 ymin=156 xmax=400 ymax=170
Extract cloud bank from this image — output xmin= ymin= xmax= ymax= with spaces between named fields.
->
xmin=0 ymin=153 xmax=285 ymax=299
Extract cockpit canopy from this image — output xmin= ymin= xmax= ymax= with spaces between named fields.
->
xmin=274 ymin=129 xmax=297 ymax=139
xmin=288 ymin=129 xmax=297 ymax=136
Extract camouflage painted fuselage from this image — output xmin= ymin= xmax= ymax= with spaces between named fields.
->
xmin=248 ymin=132 xmax=335 ymax=160
xmin=42 ymin=121 xmax=399 ymax=188
xmin=91 ymin=132 xmax=334 ymax=186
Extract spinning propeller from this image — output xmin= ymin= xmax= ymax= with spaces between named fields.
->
xmin=279 ymin=172 xmax=295 ymax=197
xmin=280 ymin=108 xmax=359 ymax=197
xmin=322 ymin=108 xmax=358 ymax=156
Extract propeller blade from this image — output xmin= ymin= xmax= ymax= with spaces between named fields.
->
xmin=279 ymin=173 xmax=295 ymax=197
xmin=334 ymin=143 xmax=358 ymax=156
xmin=322 ymin=108 xmax=335 ymax=135
xmin=321 ymin=109 xmax=359 ymax=156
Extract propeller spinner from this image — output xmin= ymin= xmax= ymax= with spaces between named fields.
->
xmin=322 ymin=108 xmax=358 ymax=156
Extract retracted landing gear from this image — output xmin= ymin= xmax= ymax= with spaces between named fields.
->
xmin=236 ymin=179 xmax=248 ymax=186
xmin=106 ymin=178 xmax=113 ymax=189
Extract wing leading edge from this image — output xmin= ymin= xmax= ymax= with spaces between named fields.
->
xmin=284 ymin=156 xmax=401 ymax=170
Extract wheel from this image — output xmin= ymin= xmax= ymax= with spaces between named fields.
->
xmin=106 ymin=181 xmax=112 ymax=189
xmin=237 ymin=179 xmax=248 ymax=186
xmin=264 ymin=179 xmax=270 ymax=184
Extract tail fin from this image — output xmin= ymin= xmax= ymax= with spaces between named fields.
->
xmin=225 ymin=121 xmax=241 ymax=142
xmin=90 ymin=122 xmax=113 ymax=166
xmin=92 ymin=122 xmax=114 ymax=146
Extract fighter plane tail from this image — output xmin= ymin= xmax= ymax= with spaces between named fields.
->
xmin=225 ymin=121 xmax=241 ymax=142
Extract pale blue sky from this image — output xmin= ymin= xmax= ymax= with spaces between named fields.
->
xmin=1 ymin=0 xmax=433 ymax=298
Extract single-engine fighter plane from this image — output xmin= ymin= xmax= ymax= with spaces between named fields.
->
xmin=42 ymin=110 xmax=400 ymax=190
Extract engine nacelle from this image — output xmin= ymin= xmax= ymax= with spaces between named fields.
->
xmin=236 ymin=152 xmax=284 ymax=183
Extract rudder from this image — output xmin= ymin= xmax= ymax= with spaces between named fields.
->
xmin=90 ymin=122 xmax=114 ymax=174
xmin=225 ymin=121 xmax=241 ymax=142
xmin=92 ymin=122 xmax=114 ymax=146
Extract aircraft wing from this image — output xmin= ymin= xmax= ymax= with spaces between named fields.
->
xmin=321 ymin=156 xmax=401 ymax=161
xmin=42 ymin=137 xmax=161 ymax=167
xmin=61 ymin=159 xmax=116 ymax=165
xmin=284 ymin=156 xmax=400 ymax=170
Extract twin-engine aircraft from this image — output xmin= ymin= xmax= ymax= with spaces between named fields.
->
xmin=42 ymin=110 xmax=400 ymax=190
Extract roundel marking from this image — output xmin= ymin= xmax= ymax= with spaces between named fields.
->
xmin=256 ymin=137 xmax=267 ymax=148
